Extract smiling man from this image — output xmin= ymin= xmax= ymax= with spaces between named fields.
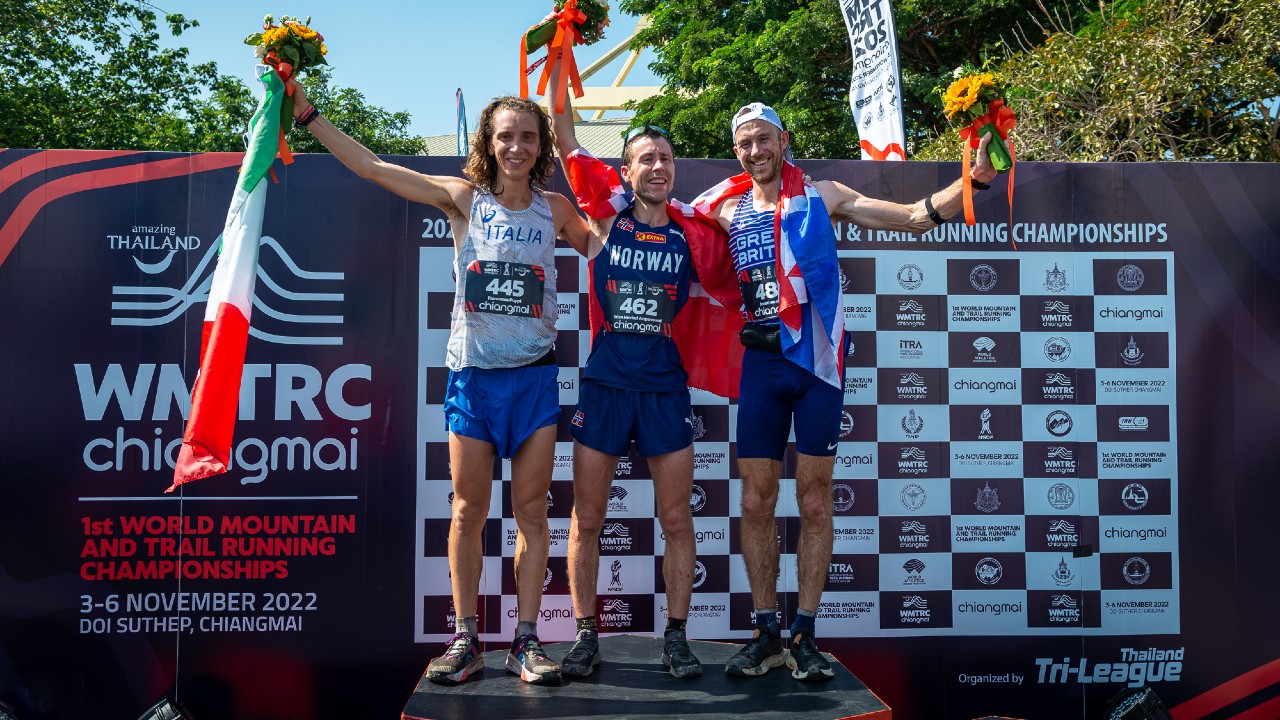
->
xmin=696 ymin=102 xmax=997 ymax=681
xmin=549 ymin=81 xmax=744 ymax=680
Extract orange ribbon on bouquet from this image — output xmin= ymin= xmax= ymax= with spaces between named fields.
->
xmin=957 ymin=99 xmax=1017 ymax=246
xmin=263 ymin=52 xmax=297 ymax=180
xmin=520 ymin=1 xmax=586 ymax=114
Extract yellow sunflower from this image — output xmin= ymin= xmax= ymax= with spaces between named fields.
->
xmin=943 ymin=75 xmax=987 ymax=117
xmin=261 ymin=26 xmax=289 ymax=46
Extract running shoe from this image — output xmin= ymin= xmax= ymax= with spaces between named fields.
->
xmin=426 ymin=633 xmax=483 ymax=685
xmin=560 ymin=628 xmax=601 ymax=677
xmin=662 ymin=629 xmax=703 ymax=679
xmin=724 ymin=627 xmax=786 ymax=677
xmin=787 ymin=632 xmax=835 ymax=681
xmin=505 ymin=633 xmax=561 ymax=684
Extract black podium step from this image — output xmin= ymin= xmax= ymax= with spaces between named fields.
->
xmin=402 ymin=633 xmax=891 ymax=720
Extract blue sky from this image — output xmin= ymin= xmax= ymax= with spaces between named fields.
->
xmin=161 ymin=1 xmax=662 ymax=137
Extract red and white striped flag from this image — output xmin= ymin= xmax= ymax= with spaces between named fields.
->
xmin=169 ymin=65 xmax=285 ymax=491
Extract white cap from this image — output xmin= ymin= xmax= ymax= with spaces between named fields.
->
xmin=731 ymin=102 xmax=784 ymax=137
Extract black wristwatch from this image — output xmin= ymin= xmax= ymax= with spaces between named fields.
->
xmin=970 ymin=175 xmax=991 ymax=191
xmin=924 ymin=196 xmax=944 ymax=225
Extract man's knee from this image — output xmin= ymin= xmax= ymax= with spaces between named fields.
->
xmin=658 ymin=508 xmax=694 ymax=543
xmin=797 ymin=488 xmax=833 ymax=524
xmin=741 ymin=486 xmax=779 ymax=520
xmin=570 ymin=506 xmax=605 ymax=544
xmin=450 ymin=495 xmax=490 ymax=537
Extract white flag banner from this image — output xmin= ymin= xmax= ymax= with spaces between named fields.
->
xmin=840 ymin=0 xmax=906 ymax=160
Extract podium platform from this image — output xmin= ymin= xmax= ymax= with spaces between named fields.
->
xmin=402 ymin=633 xmax=891 ymax=720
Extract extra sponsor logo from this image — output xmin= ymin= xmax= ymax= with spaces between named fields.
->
xmin=898 ymin=264 xmax=924 ymax=290
xmin=1046 ymin=410 xmax=1074 ymax=437
xmin=1052 ymin=557 xmax=1076 ymax=587
xmin=903 ymin=558 xmax=927 ymax=585
xmin=832 ymin=483 xmax=856 ymax=512
xmin=1121 ymin=335 xmax=1146 ymax=366
xmin=974 ymin=481 xmax=1001 ymax=513
xmin=975 ymin=557 xmax=1003 ymax=585
xmin=900 ymin=483 xmax=927 ymax=511
xmin=970 ymin=264 xmax=998 ymax=292
xmin=689 ymin=484 xmax=707 ymax=512
xmin=901 ymin=409 xmax=924 ymax=439
xmin=1122 ymin=483 xmax=1149 ymax=511
xmin=1123 ymin=557 xmax=1151 ymax=586
xmin=1044 ymin=337 xmax=1072 ymax=363
xmin=1048 ymin=483 xmax=1076 ymax=510
xmin=1116 ymin=264 xmax=1145 ymax=292
xmin=1044 ymin=263 xmax=1069 ymax=293
xmin=608 ymin=486 xmax=630 ymax=513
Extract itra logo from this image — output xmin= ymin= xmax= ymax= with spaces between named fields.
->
xmin=111 ymin=237 xmax=345 ymax=345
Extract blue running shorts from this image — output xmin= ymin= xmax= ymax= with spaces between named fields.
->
xmin=444 ymin=364 xmax=559 ymax=459
xmin=571 ymin=380 xmax=693 ymax=458
xmin=736 ymin=348 xmax=844 ymax=459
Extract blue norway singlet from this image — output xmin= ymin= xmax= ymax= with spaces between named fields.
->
xmin=583 ymin=209 xmax=692 ymax=392
xmin=727 ymin=192 xmax=782 ymax=326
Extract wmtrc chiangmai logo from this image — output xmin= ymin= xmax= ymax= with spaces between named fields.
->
xmin=111 ymin=236 xmax=345 ymax=345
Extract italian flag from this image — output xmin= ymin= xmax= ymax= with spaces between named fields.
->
xmin=169 ymin=65 xmax=285 ymax=491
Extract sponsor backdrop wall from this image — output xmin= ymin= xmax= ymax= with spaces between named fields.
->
xmin=1 ymin=149 xmax=1277 ymax=720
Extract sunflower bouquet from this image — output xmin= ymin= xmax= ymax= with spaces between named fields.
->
xmin=244 ymin=15 xmax=328 ymax=134
xmin=520 ymin=1 xmax=610 ymax=114
xmin=941 ymin=66 xmax=1015 ymax=173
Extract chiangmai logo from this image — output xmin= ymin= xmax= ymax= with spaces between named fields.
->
xmin=975 ymin=557 xmax=1003 ymax=585
xmin=969 ymin=264 xmax=998 ymax=292
xmin=831 ymin=483 xmax=855 ymax=512
xmin=901 ymin=409 xmax=924 ymax=438
xmin=1117 ymin=264 xmax=1146 ymax=292
xmin=1121 ymin=336 xmax=1146 ymax=366
xmin=1123 ymin=557 xmax=1151 ymax=585
xmin=974 ymin=481 xmax=1001 ymax=513
xmin=692 ymin=561 xmax=707 ymax=589
xmin=1044 ymin=263 xmax=1069 ymax=292
xmin=111 ymin=236 xmax=345 ymax=344
xmin=1048 ymin=482 xmax=1076 ymax=510
xmin=1046 ymin=410 xmax=1074 ymax=437
xmin=897 ymin=264 xmax=924 ymax=290
xmin=1122 ymin=483 xmax=1149 ymax=511
xmin=899 ymin=372 xmax=926 ymax=386
xmin=1052 ymin=557 xmax=1076 ymax=586
xmin=1044 ymin=337 xmax=1072 ymax=363
xmin=689 ymin=484 xmax=707 ymax=512
xmin=900 ymin=483 xmax=926 ymax=511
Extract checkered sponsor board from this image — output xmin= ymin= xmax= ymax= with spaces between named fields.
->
xmin=414 ymin=244 xmax=1178 ymax=641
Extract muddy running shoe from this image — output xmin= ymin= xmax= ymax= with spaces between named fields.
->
xmin=724 ymin=627 xmax=785 ymax=677
xmin=787 ymin=632 xmax=835 ymax=681
xmin=505 ymin=633 xmax=561 ymax=684
xmin=426 ymin=633 xmax=483 ymax=685
xmin=662 ymin=629 xmax=703 ymax=679
xmin=560 ymin=628 xmax=601 ymax=677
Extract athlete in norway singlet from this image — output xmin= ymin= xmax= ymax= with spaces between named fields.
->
xmin=726 ymin=192 xmax=808 ymax=325
xmin=584 ymin=208 xmax=692 ymax=392
xmin=446 ymin=190 xmax=559 ymax=370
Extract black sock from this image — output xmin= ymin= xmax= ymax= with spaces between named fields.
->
xmin=576 ymin=616 xmax=598 ymax=633
xmin=665 ymin=617 xmax=687 ymax=633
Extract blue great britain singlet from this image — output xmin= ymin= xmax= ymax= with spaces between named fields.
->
xmin=584 ymin=208 xmax=692 ymax=392
xmin=728 ymin=192 xmax=783 ymax=325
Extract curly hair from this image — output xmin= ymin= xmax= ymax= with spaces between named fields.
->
xmin=463 ymin=96 xmax=556 ymax=193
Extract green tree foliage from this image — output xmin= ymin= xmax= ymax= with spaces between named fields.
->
xmin=619 ymin=0 xmax=1081 ymax=158
xmin=920 ymin=0 xmax=1280 ymax=161
xmin=622 ymin=0 xmax=1275 ymax=162
xmin=0 ymin=0 xmax=424 ymax=154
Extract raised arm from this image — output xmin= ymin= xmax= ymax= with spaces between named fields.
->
xmin=546 ymin=61 xmax=608 ymax=259
xmin=290 ymin=81 xmax=472 ymax=223
xmin=816 ymin=134 xmax=999 ymax=233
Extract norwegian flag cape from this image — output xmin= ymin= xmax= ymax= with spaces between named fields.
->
xmin=563 ymin=149 xmax=744 ymax=398
xmin=691 ymin=163 xmax=846 ymax=390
